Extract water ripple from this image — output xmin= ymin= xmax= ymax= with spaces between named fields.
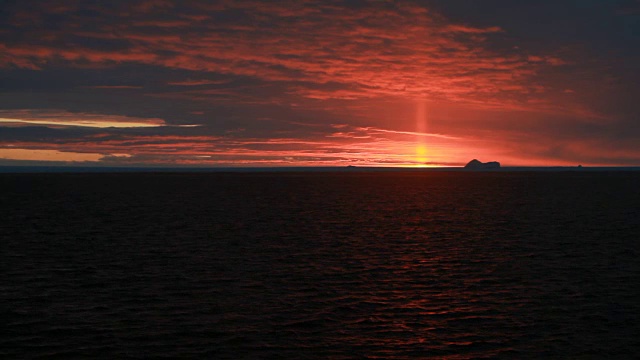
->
xmin=2 ymin=172 xmax=639 ymax=358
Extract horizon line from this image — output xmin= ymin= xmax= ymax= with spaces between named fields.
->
xmin=1 ymin=164 xmax=640 ymax=174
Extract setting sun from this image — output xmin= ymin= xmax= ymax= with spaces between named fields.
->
xmin=415 ymin=144 xmax=428 ymax=164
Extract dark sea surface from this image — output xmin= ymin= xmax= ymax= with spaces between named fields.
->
xmin=2 ymin=171 xmax=639 ymax=359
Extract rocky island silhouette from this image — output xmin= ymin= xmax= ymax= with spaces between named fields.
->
xmin=464 ymin=159 xmax=501 ymax=170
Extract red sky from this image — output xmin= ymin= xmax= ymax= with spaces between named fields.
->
xmin=1 ymin=0 xmax=639 ymax=167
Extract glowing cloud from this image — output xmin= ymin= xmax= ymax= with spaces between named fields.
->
xmin=0 ymin=148 xmax=105 ymax=162
xmin=0 ymin=1 xmax=562 ymax=109
xmin=0 ymin=110 xmax=194 ymax=129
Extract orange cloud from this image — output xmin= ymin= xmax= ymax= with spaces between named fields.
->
xmin=0 ymin=148 xmax=107 ymax=162
xmin=0 ymin=0 xmax=562 ymax=111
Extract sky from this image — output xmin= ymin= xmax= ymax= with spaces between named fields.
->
xmin=1 ymin=0 xmax=639 ymax=167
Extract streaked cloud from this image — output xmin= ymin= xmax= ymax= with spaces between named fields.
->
xmin=82 ymin=85 xmax=144 ymax=89
xmin=0 ymin=123 xmax=466 ymax=166
xmin=168 ymin=80 xmax=230 ymax=86
xmin=0 ymin=148 xmax=107 ymax=162
xmin=0 ymin=109 xmax=195 ymax=129
xmin=0 ymin=0 xmax=559 ymax=108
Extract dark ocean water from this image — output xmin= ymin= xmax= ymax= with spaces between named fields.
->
xmin=2 ymin=171 xmax=639 ymax=359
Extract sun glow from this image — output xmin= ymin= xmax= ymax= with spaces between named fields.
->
xmin=414 ymin=100 xmax=429 ymax=165
xmin=415 ymin=144 xmax=428 ymax=164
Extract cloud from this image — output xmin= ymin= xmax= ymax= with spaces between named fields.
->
xmin=82 ymin=85 xmax=144 ymax=89
xmin=168 ymin=79 xmax=230 ymax=86
xmin=0 ymin=148 xmax=106 ymax=162
xmin=444 ymin=25 xmax=503 ymax=34
xmin=0 ymin=109 xmax=198 ymax=128
xmin=353 ymin=126 xmax=460 ymax=140
xmin=0 ymin=0 xmax=560 ymax=109
xmin=0 ymin=117 xmax=478 ymax=167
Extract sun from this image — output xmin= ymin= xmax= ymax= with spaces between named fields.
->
xmin=415 ymin=144 xmax=428 ymax=164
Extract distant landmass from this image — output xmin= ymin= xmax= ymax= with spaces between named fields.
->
xmin=464 ymin=159 xmax=501 ymax=170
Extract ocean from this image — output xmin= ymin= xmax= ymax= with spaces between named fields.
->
xmin=2 ymin=171 xmax=639 ymax=358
